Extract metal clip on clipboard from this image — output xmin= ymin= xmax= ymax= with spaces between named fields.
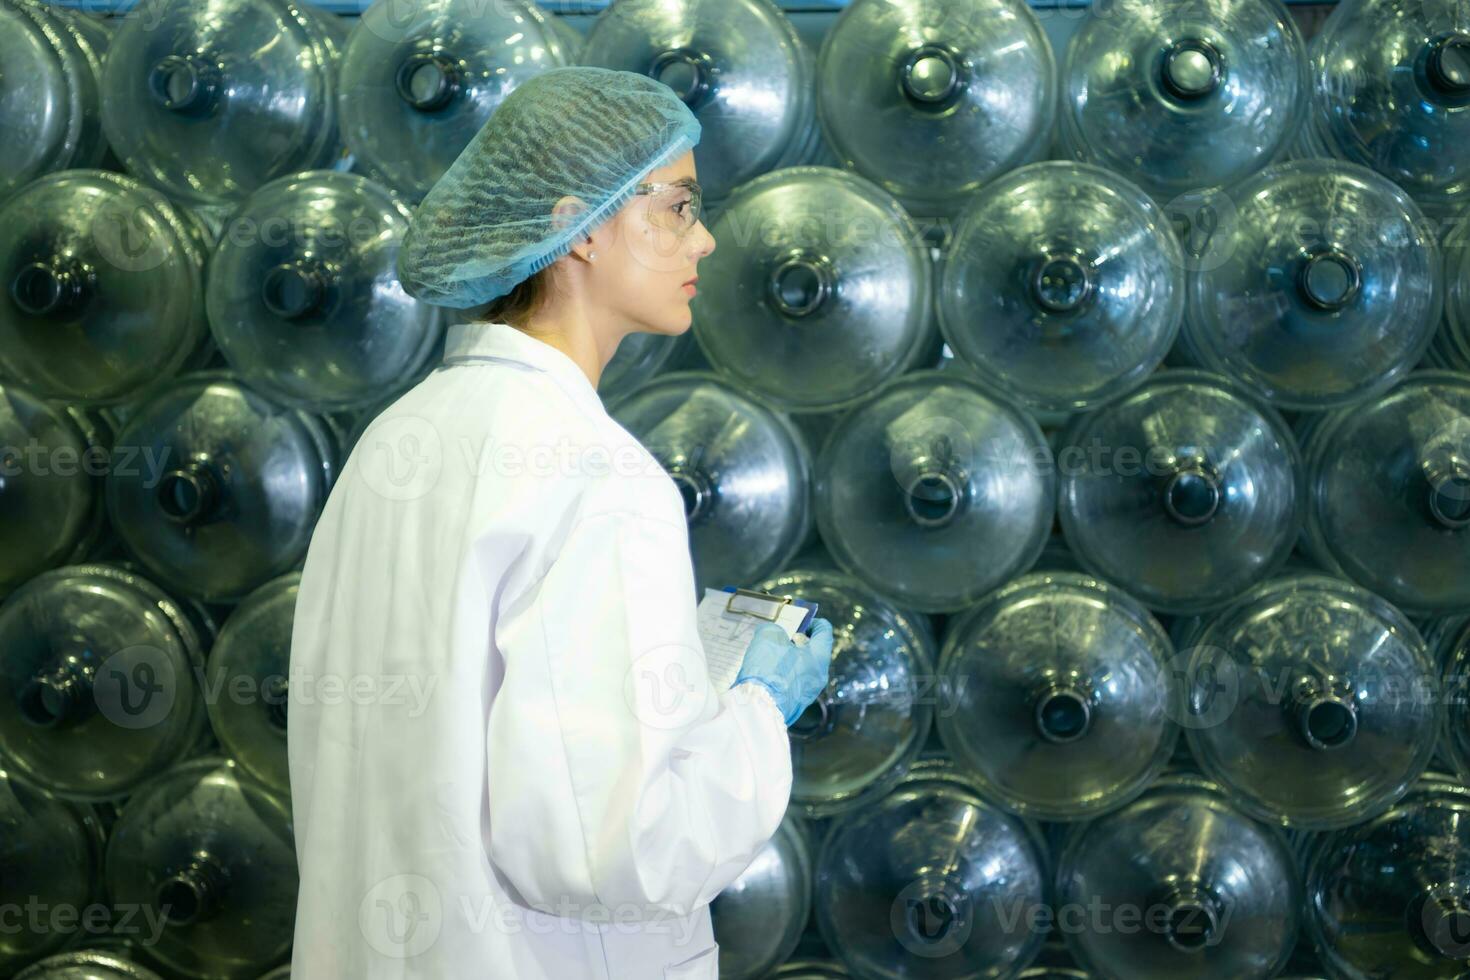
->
xmin=723 ymin=587 xmax=792 ymax=622
xmin=716 ymin=585 xmax=818 ymax=636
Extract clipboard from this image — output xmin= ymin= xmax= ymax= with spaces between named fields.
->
xmin=696 ymin=585 xmax=820 ymax=691
xmin=719 ymin=586 xmax=819 ymax=636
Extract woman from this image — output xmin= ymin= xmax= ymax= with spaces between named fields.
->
xmin=287 ymin=66 xmax=833 ymax=979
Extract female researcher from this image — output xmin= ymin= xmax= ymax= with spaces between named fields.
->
xmin=286 ymin=66 xmax=833 ymax=979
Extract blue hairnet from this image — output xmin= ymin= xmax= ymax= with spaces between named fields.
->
xmin=397 ymin=66 xmax=702 ymax=308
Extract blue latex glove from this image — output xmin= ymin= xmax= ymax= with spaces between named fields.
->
xmin=731 ymin=618 xmax=834 ymax=726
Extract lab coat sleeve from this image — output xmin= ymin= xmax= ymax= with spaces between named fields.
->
xmin=482 ymin=504 xmax=793 ymax=920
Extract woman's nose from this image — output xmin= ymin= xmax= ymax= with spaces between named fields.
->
xmin=695 ymin=221 xmax=716 ymax=258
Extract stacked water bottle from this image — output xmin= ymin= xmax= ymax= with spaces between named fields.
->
xmin=1 ymin=0 xmax=1468 ymax=976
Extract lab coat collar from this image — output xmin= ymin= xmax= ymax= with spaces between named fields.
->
xmin=442 ymin=321 xmax=605 ymax=417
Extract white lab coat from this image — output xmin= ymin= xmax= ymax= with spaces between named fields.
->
xmin=286 ymin=321 xmax=793 ymax=979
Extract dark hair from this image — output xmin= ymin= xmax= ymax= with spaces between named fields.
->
xmin=479 ymin=268 xmax=553 ymax=329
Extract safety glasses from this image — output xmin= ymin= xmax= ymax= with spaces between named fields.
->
xmin=634 ymin=178 xmax=703 ymax=236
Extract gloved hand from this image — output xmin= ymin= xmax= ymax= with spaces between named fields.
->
xmin=731 ymin=618 xmax=834 ymax=726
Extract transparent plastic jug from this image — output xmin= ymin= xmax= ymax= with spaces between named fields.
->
xmin=814 ymin=371 xmax=1054 ymax=613
xmin=607 ymin=372 xmax=812 ymax=593
xmin=1182 ymin=159 xmax=1443 ymax=410
xmin=203 ymin=573 xmax=298 ymax=797
xmin=937 ymin=161 xmax=1184 ymax=413
xmin=102 ymin=756 xmax=297 ymax=979
xmin=1059 ymin=0 xmax=1308 ymax=204
xmin=937 ymin=572 xmax=1177 ymax=821
xmin=1303 ymin=0 xmax=1470 ymax=214
xmin=205 ymin=171 xmax=443 ymax=411
xmin=693 ymin=167 xmax=934 ymax=414
xmin=0 ymin=385 xmax=112 ymax=597
xmin=1057 ymin=771 xmax=1300 ymax=978
xmin=0 ymin=170 xmax=211 ymax=405
xmin=104 ymin=372 xmax=337 ymax=604
xmin=815 ymin=756 xmax=1049 ymax=979
xmin=582 ymin=0 xmax=818 ymax=206
xmin=0 ymin=773 xmax=105 ymax=972
xmin=338 ymin=0 xmax=572 ymax=201
xmin=1057 ymin=369 xmax=1302 ymax=614
xmin=753 ymin=567 xmax=936 ymax=818
xmin=711 ymin=812 xmax=813 ymax=980
xmin=0 ymin=1 xmax=110 ymax=198
xmin=1303 ymin=372 xmax=1470 ymax=615
xmin=815 ymin=0 xmax=1055 ymax=220
xmin=1305 ymin=774 xmax=1470 ymax=976
xmin=100 ymin=0 xmax=346 ymax=205
xmin=0 ymin=563 xmax=213 ymax=800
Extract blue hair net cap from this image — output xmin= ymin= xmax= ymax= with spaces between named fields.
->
xmin=397 ymin=66 xmax=702 ymax=309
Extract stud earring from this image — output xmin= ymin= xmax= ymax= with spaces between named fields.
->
xmin=588 ymin=251 xmax=597 ymax=261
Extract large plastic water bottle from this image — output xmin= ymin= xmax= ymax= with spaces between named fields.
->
xmin=1305 ymin=773 xmax=1470 ymax=976
xmin=1429 ymin=217 xmax=1470 ymax=369
xmin=607 ymin=372 xmax=812 ymax=594
xmin=814 ymin=371 xmax=1055 ymax=613
xmin=13 ymin=951 xmax=166 ymax=980
xmin=753 ymin=567 xmax=937 ymax=817
xmin=1303 ymin=0 xmax=1470 ymax=215
xmin=769 ymin=963 xmax=850 ymax=979
xmin=104 ymin=372 xmax=337 ymax=604
xmin=937 ymin=572 xmax=1177 ymax=822
xmin=815 ymin=0 xmax=1056 ymax=221
xmin=205 ymin=171 xmax=443 ymax=412
xmin=1303 ymin=372 xmax=1470 ymax=615
xmin=0 ymin=1 xmax=110 ymax=199
xmin=1182 ymin=574 xmax=1439 ymax=830
xmin=338 ymin=0 xmax=571 ymax=202
xmin=711 ymin=812 xmax=813 ymax=980
xmin=1057 ymin=369 xmax=1303 ymax=614
xmin=1059 ymin=0 xmax=1308 ymax=205
xmin=100 ymin=0 xmax=346 ymax=206
xmin=0 ymin=563 xmax=214 ymax=800
xmin=1429 ymin=616 xmax=1470 ymax=783
xmin=0 ymin=771 xmax=105 ymax=973
xmin=1182 ymin=159 xmax=1443 ymax=410
xmin=815 ymin=756 xmax=1050 ymax=979
xmin=692 ymin=167 xmax=934 ymax=414
xmin=1057 ymin=771 xmax=1300 ymax=978
xmin=937 ymin=162 xmax=1184 ymax=414
xmin=0 ymin=170 xmax=212 ymax=405
xmin=0 ymin=384 xmax=112 ymax=598
xmin=581 ymin=0 xmax=819 ymax=207
xmin=204 ymin=573 xmax=298 ymax=797
xmin=103 ymin=756 xmax=297 ymax=979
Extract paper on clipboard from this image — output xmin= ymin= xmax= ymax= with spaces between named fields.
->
xmin=697 ymin=587 xmax=815 ymax=692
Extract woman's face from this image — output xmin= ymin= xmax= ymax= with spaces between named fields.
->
xmin=593 ymin=150 xmax=715 ymax=337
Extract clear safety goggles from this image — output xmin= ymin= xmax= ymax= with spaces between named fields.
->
xmin=634 ymin=179 xmax=703 ymax=236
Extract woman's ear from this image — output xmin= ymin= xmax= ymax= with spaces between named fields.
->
xmin=552 ymin=195 xmax=596 ymax=263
